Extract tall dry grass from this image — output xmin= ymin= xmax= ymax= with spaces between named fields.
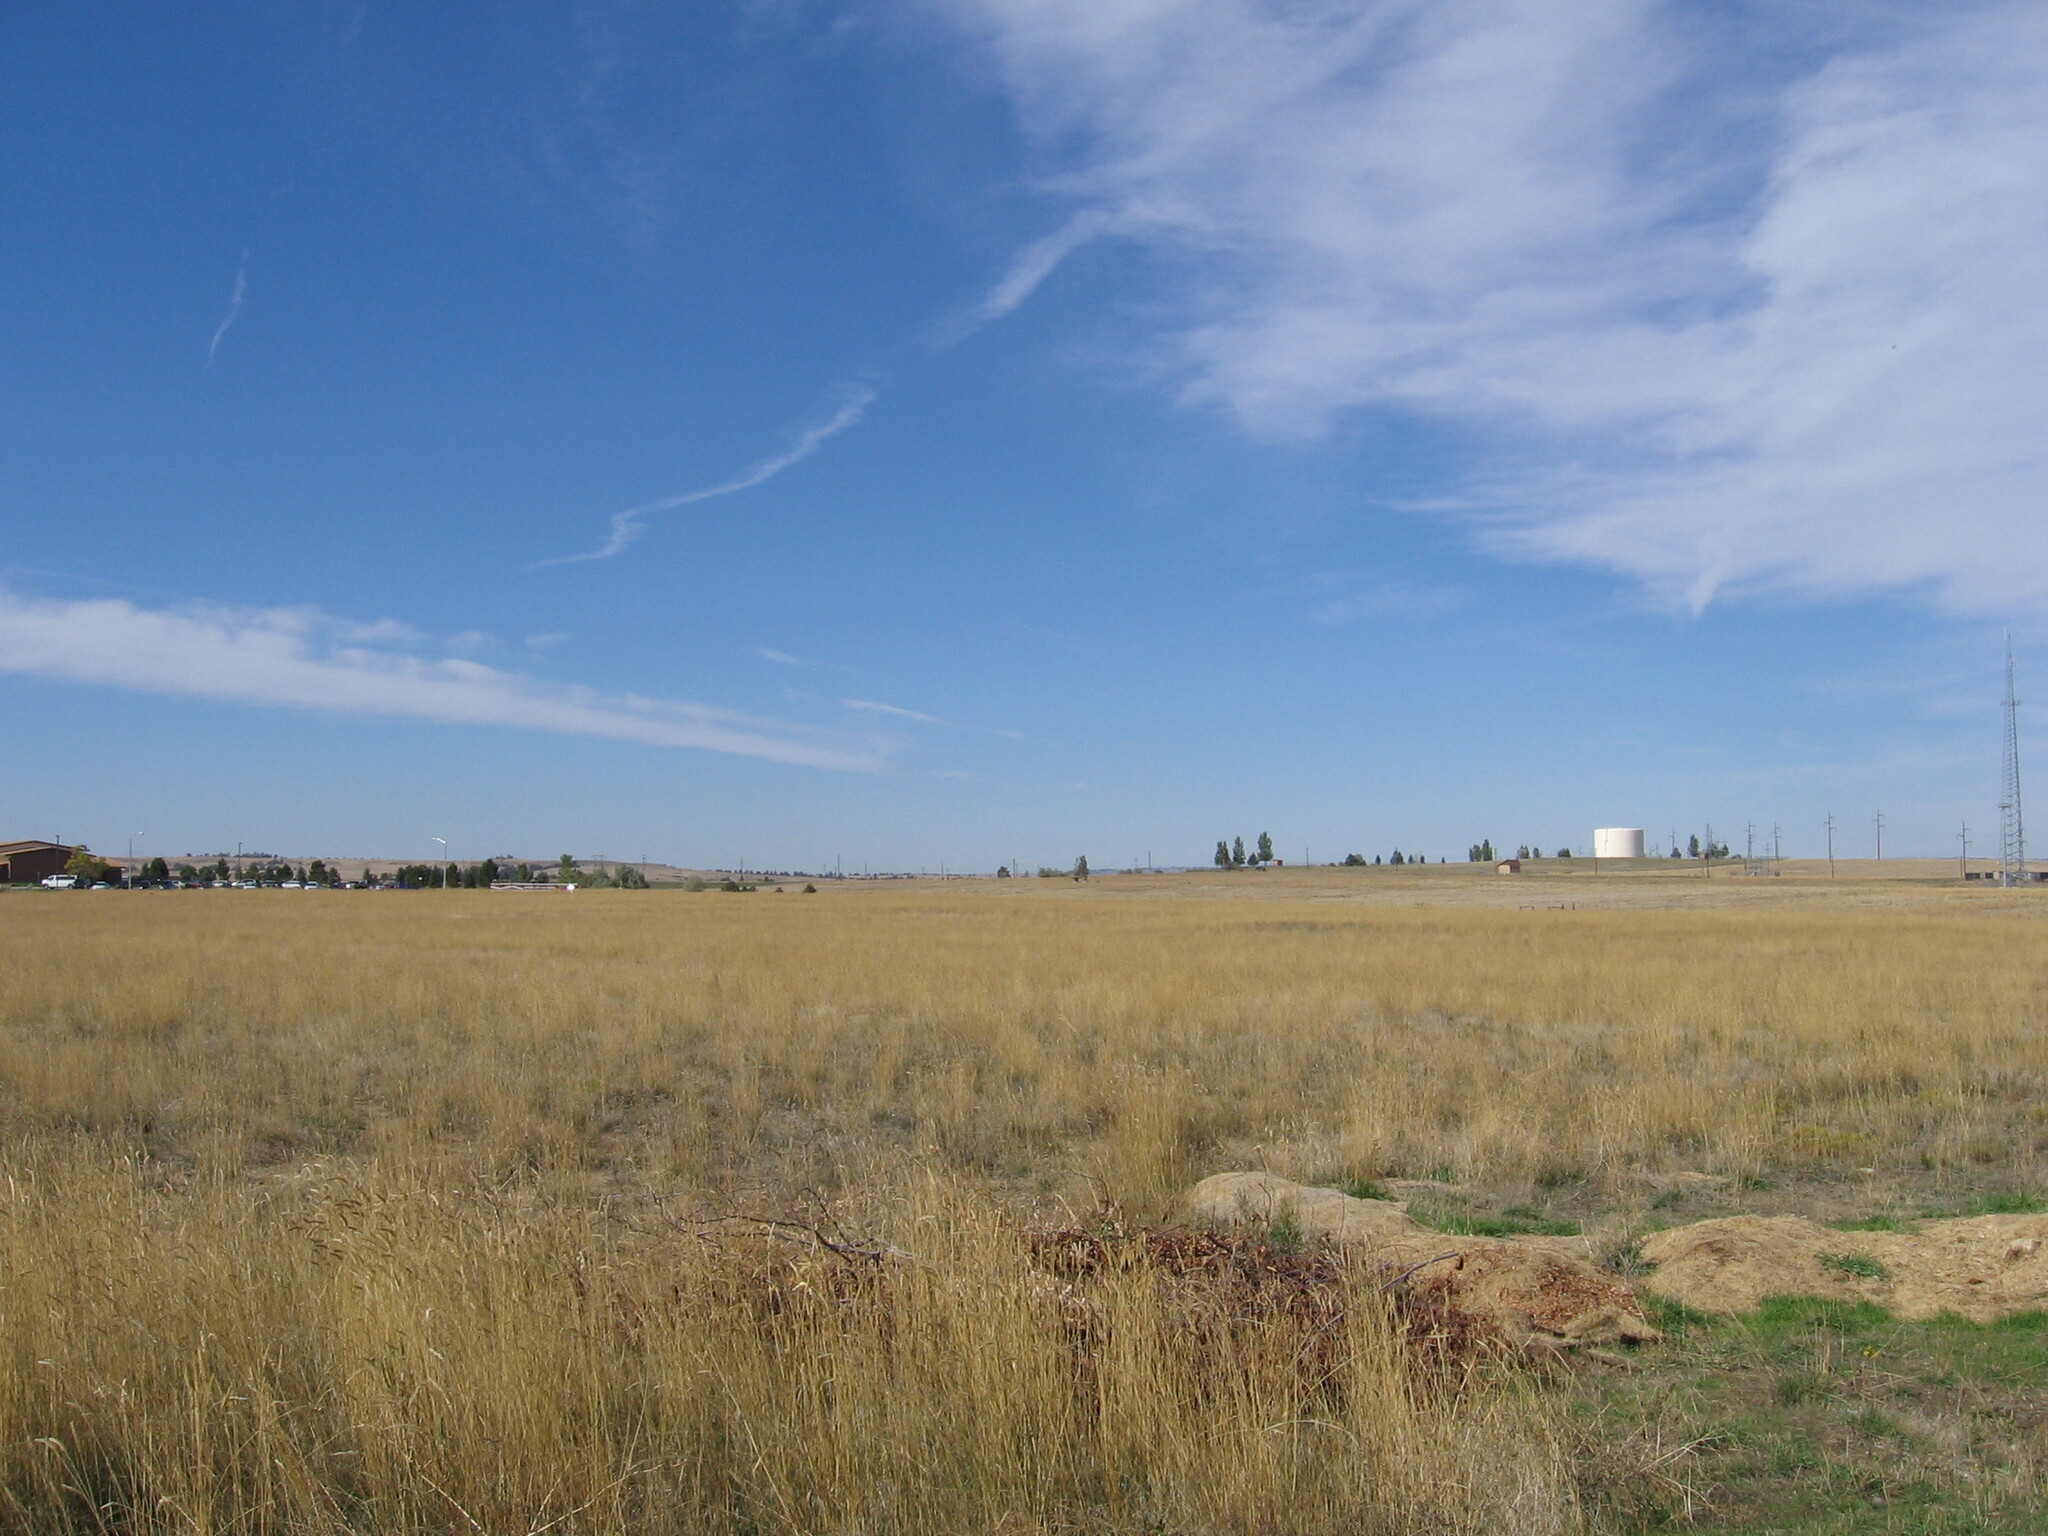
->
xmin=4 ymin=885 xmax=2043 ymax=1194
xmin=0 ymin=1144 xmax=1569 ymax=1534
xmin=0 ymin=880 xmax=2044 ymax=1531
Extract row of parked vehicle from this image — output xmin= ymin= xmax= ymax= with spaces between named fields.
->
xmin=40 ymin=876 xmax=389 ymax=890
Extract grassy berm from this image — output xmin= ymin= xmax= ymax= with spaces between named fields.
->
xmin=0 ymin=865 xmax=2043 ymax=1533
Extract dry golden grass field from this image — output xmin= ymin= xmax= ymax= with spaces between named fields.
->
xmin=2 ymin=865 xmax=2044 ymax=1534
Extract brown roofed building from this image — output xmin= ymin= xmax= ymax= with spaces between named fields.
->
xmin=0 ymin=842 xmax=80 ymax=884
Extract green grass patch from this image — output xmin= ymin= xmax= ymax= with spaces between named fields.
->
xmin=1407 ymin=1201 xmax=1579 ymax=1238
xmin=1817 ymin=1251 xmax=1891 ymax=1282
xmin=1749 ymin=1295 xmax=1892 ymax=1332
xmin=1830 ymin=1214 xmax=1915 ymax=1232
xmin=1922 ymin=1189 xmax=2045 ymax=1218
xmin=1567 ymin=1295 xmax=2048 ymax=1532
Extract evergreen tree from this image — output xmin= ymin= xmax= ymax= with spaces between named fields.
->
xmin=1688 ymin=834 xmax=1701 ymax=858
xmin=1072 ymin=855 xmax=1089 ymax=880
xmin=1256 ymin=831 xmax=1274 ymax=865
xmin=1231 ymin=837 xmax=1246 ymax=867
xmin=1214 ymin=841 xmax=1231 ymax=869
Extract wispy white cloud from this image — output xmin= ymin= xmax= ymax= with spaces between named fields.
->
xmin=756 ymin=647 xmax=804 ymax=666
xmin=204 ymin=256 xmax=248 ymax=370
xmin=0 ymin=589 xmax=882 ymax=769
xmin=543 ymin=383 xmax=879 ymax=564
xmin=1310 ymin=579 xmax=1466 ymax=626
xmin=935 ymin=1 xmax=2048 ymax=615
xmin=841 ymin=695 xmax=1028 ymax=740
xmin=841 ymin=697 xmax=942 ymax=723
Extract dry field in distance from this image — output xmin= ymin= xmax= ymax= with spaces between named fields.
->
xmin=1 ymin=865 xmax=2043 ymax=1533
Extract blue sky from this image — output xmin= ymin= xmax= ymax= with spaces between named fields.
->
xmin=4 ymin=1 xmax=2046 ymax=869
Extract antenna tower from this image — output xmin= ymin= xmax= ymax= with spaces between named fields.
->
xmin=2001 ymin=636 xmax=2027 ymax=886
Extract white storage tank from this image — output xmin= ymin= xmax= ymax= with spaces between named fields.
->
xmin=1593 ymin=827 xmax=1645 ymax=860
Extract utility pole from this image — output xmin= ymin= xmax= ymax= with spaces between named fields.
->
xmin=1772 ymin=823 xmax=1781 ymax=864
xmin=432 ymin=837 xmax=448 ymax=888
xmin=1825 ymin=813 xmax=1836 ymax=878
xmin=1960 ymin=822 xmax=1971 ymax=879
xmin=2002 ymin=635 xmax=2028 ymax=886
xmin=1874 ymin=810 xmax=1884 ymax=862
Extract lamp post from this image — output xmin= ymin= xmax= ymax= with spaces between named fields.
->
xmin=128 ymin=833 xmax=143 ymax=886
xmin=432 ymin=837 xmax=448 ymax=888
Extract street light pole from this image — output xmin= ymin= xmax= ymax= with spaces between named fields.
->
xmin=432 ymin=837 xmax=448 ymax=888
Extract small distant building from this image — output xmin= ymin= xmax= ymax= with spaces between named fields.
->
xmin=1496 ymin=859 xmax=1522 ymax=874
xmin=0 ymin=841 xmax=79 ymax=885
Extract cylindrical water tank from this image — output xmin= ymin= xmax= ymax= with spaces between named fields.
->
xmin=1592 ymin=827 xmax=1646 ymax=860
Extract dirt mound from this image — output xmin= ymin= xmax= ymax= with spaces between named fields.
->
xmin=1640 ymin=1212 xmax=2048 ymax=1321
xmin=1187 ymin=1172 xmax=1657 ymax=1350
xmin=1188 ymin=1174 xmax=2048 ymax=1330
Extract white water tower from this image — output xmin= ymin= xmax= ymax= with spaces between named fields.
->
xmin=1593 ymin=827 xmax=1645 ymax=860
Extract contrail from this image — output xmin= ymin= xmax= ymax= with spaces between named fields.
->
xmin=544 ymin=384 xmax=879 ymax=565
xmin=929 ymin=213 xmax=1110 ymax=349
xmin=205 ymin=258 xmax=248 ymax=370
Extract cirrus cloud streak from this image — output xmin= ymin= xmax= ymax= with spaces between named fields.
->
xmin=0 ymin=589 xmax=882 ymax=770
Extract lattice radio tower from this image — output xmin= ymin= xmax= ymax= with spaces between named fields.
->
xmin=2001 ymin=635 xmax=2027 ymax=886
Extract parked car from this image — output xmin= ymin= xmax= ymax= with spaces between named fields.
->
xmin=40 ymin=874 xmax=78 ymax=889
